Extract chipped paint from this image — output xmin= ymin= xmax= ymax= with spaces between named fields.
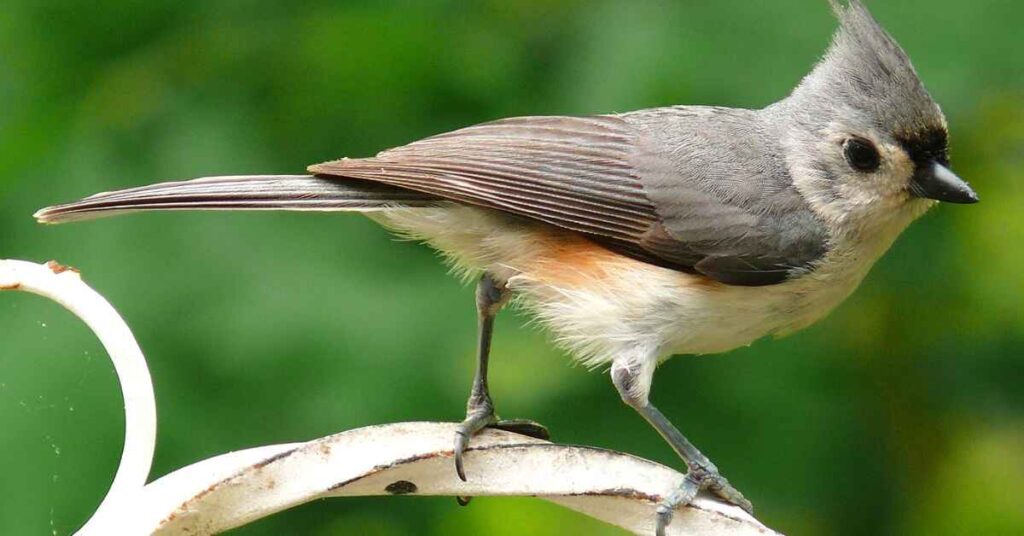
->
xmin=384 ymin=480 xmax=418 ymax=495
xmin=46 ymin=260 xmax=80 ymax=275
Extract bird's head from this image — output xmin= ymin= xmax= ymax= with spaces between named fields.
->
xmin=778 ymin=0 xmax=977 ymax=234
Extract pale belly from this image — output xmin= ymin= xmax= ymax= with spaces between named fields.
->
xmin=372 ymin=204 xmax=894 ymax=367
xmin=507 ymin=247 xmax=872 ymax=365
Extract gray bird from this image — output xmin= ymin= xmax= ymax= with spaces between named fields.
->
xmin=34 ymin=1 xmax=978 ymax=533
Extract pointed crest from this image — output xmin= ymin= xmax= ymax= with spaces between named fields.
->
xmin=795 ymin=1 xmax=945 ymax=138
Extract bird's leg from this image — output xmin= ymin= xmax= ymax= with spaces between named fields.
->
xmin=611 ymin=363 xmax=753 ymax=536
xmin=453 ymin=274 xmax=548 ymax=485
xmin=453 ymin=274 xmax=505 ymax=481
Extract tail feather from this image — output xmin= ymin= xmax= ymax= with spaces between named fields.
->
xmin=34 ymin=175 xmax=441 ymax=224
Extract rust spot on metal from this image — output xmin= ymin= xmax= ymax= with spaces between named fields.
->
xmin=46 ymin=260 xmax=79 ymax=274
xmin=384 ymin=480 xmax=418 ymax=495
xmin=161 ymin=446 xmax=300 ymax=526
xmin=184 ymin=480 xmax=221 ymax=507
xmin=569 ymin=487 xmax=660 ymax=503
xmin=252 ymin=447 xmax=299 ymax=469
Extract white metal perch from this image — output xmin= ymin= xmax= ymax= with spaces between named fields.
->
xmin=0 ymin=259 xmax=781 ymax=536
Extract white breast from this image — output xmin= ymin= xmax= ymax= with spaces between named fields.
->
xmin=371 ymin=202 xmax=920 ymax=369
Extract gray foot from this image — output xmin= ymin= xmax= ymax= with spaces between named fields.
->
xmin=453 ymin=401 xmax=497 ymax=482
xmin=656 ymin=467 xmax=753 ymax=536
xmin=453 ymin=407 xmax=549 ymax=507
xmin=454 ymin=412 xmax=550 ymax=482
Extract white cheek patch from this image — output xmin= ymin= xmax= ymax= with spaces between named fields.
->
xmin=880 ymin=142 xmax=916 ymax=193
xmin=792 ymin=122 xmax=927 ymax=230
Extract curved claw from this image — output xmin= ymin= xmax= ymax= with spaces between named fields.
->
xmin=453 ymin=415 xmax=548 ymax=512
xmin=453 ymin=429 xmax=470 ymax=482
xmin=454 ymin=426 xmax=473 ymax=506
xmin=717 ymin=488 xmax=753 ymax=515
xmin=706 ymin=473 xmax=753 ymax=515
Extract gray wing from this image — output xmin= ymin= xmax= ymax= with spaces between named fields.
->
xmin=309 ymin=109 xmax=828 ymax=286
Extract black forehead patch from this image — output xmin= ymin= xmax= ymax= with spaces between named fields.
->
xmin=896 ymin=127 xmax=949 ymax=167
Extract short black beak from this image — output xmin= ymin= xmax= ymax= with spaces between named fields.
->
xmin=909 ymin=161 xmax=979 ymax=204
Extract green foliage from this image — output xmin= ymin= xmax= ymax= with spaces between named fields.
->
xmin=1 ymin=1 xmax=1021 ymax=534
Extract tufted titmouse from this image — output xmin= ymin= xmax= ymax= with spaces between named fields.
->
xmin=34 ymin=1 xmax=978 ymax=533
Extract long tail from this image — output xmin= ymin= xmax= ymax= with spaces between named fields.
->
xmin=34 ymin=175 xmax=441 ymax=224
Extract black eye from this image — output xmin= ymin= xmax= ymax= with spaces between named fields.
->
xmin=843 ymin=138 xmax=881 ymax=172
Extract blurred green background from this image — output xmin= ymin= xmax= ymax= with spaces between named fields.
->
xmin=1 ymin=0 xmax=1021 ymax=534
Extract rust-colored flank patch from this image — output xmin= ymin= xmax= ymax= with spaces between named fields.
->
xmin=527 ymin=229 xmax=722 ymax=291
